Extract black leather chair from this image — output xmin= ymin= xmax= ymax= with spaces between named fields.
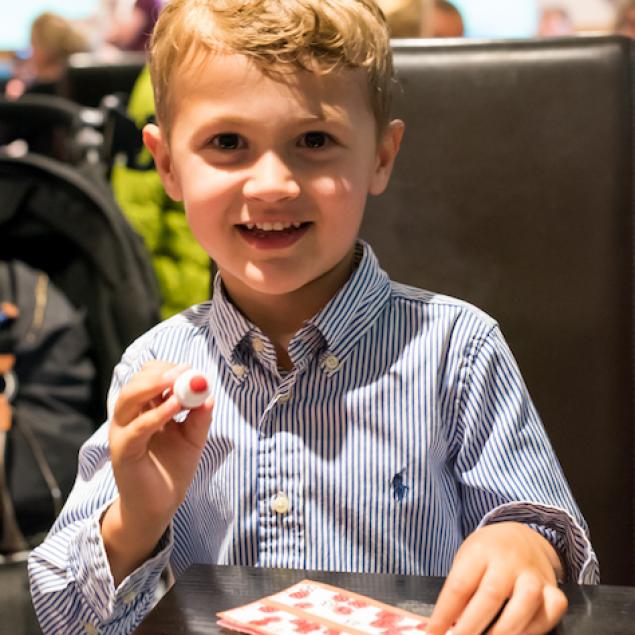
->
xmin=0 ymin=94 xmax=103 ymax=165
xmin=59 ymin=51 xmax=146 ymax=108
xmin=362 ymin=35 xmax=634 ymax=585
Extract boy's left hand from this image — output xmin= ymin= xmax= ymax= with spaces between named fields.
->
xmin=426 ymin=521 xmax=567 ymax=635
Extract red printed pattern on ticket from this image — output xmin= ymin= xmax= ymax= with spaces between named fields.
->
xmin=217 ymin=579 xmax=429 ymax=635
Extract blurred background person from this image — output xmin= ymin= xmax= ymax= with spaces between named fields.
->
xmin=5 ymin=12 xmax=89 ymax=99
xmin=431 ymin=0 xmax=465 ymax=37
xmin=538 ymin=6 xmax=575 ymax=36
xmin=72 ymin=0 xmax=135 ymax=56
xmin=614 ymin=0 xmax=635 ymax=36
xmin=72 ymin=0 xmax=163 ymax=58
xmin=110 ymin=66 xmax=212 ymax=318
xmin=377 ymin=0 xmax=426 ymax=37
xmin=105 ymin=0 xmax=164 ymax=52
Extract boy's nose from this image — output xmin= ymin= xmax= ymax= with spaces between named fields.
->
xmin=243 ymin=152 xmax=301 ymax=203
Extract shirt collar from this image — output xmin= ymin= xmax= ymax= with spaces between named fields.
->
xmin=208 ymin=240 xmax=391 ymax=376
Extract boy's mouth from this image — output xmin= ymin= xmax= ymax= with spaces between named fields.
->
xmin=236 ymin=221 xmax=312 ymax=248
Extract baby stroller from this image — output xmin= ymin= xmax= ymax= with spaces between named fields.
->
xmin=0 ymin=152 xmax=161 ymax=559
xmin=0 ymin=92 xmax=160 ymax=635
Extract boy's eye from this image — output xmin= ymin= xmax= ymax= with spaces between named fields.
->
xmin=211 ymin=133 xmax=245 ymax=150
xmin=299 ymin=131 xmax=330 ymax=149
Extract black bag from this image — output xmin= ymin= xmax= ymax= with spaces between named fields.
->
xmin=0 ymin=260 xmax=95 ymax=556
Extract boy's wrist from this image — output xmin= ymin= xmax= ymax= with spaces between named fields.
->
xmin=101 ymin=497 xmax=171 ymax=586
xmin=531 ymin=526 xmax=566 ymax=582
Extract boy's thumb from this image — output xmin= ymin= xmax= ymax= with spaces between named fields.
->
xmin=184 ymin=398 xmax=214 ymax=446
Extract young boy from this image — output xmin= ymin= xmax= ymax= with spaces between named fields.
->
xmin=29 ymin=1 xmax=598 ymax=634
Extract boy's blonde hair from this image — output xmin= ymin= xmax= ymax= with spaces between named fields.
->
xmin=148 ymin=0 xmax=394 ymax=134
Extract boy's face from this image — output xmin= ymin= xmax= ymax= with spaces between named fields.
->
xmin=145 ymin=52 xmax=403 ymax=306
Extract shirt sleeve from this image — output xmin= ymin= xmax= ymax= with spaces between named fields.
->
xmin=28 ymin=342 xmax=172 ymax=634
xmin=450 ymin=324 xmax=599 ymax=584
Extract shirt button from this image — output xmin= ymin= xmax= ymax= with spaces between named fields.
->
xmin=278 ymin=390 xmax=292 ymax=404
xmin=271 ymin=492 xmax=290 ymax=514
xmin=84 ymin=624 xmax=100 ymax=635
xmin=252 ymin=337 xmax=265 ymax=353
xmin=123 ymin=591 xmax=137 ymax=605
xmin=324 ymin=354 xmax=340 ymax=371
xmin=231 ymin=363 xmax=246 ymax=377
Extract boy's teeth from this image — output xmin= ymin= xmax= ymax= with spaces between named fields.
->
xmin=249 ymin=221 xmax=301 ymax=231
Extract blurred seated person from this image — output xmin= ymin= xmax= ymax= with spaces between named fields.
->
xmin=615 ymin=0 xmax=635 ymax=37
xmin=537 ymin=6 xmax=574 ymax=37
xmin=5 ymin=13 xmax=89 ymax=99
xmin=105 ymin=0 xmax=164 ymax=52
xmin=377 ymin=0 xmax=424 ymax=37
xmin=110 ymin=66 xmax=211 ymax=318
xmin=431 ymin=0 xmax=465 ymax=38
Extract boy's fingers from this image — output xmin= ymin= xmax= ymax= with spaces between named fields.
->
xmin=426 ymin=557 xmax=486 ymax=634
xmin=443 ymin=567 xmax=513 ymax=635
xmin=522 ymin=586 xmax=568 ymax=635
xmin=487 ymin=572 xmax=544 ymax=635
xmin=114 ymin=362 xmax=190 ymax=425
xmin=115 ymin=394 xmax=182 ymax=457
xmin=181 ymin=398 xmax=215 ymax=448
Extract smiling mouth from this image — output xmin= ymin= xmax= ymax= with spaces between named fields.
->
xmin=235 ymin=221 xmax=312 ymax=249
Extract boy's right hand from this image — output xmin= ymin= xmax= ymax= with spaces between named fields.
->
xmin=101 ymin=361 xmax=213 ymax=585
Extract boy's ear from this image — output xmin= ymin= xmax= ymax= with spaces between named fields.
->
xmin=142 ymin=123 xmax=183 ymax=201
xmin=369 ymin=119 xmax=405 ymax=196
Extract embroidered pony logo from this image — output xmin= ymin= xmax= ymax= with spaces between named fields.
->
xmin=391 ymin=468 xmax=408 ymax=501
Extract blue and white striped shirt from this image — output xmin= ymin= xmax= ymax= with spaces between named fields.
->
xmin=29 ymin=241 xmax=598 ymax=634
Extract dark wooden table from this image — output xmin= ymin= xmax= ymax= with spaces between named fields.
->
xmin=135 ymin=564 xmax=635 ymax=634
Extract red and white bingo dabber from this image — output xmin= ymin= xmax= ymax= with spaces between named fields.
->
xmin=173 ymin=369 xmax=211 ymax=409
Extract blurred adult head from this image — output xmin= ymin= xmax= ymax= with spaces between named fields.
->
xmin=30 ymin=12 xmax=89 ymax=77
xmin=377 ymin=0 xmax=424 ymax=37
xmin=615 ymin=0 xmax=635 ymax=37
xmin=432 ymin=0 xmax=464 ymax=38
xmin=538 ymin=7 xmax=574 ymax=37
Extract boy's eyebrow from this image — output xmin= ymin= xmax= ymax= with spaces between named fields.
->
xmin=196 ymin=113 xmax=343 ymax=128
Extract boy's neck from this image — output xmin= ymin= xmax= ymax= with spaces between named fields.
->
xmin=221 ymin=249 xmax=357 ymax=371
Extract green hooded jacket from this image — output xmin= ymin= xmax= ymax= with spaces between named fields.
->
xmin=111 ymin=66 xmax=210 ymax=319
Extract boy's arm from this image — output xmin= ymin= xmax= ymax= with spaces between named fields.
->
xmin=28 ymin=425 xmax=174 ymax=635
xmin=449 ymin=324 xmax=597 ymax=582
xmin=427 ymin=323 xmax=598 ymax=634
xmin=28 ymin=344 xmax=213 ymax=634
xmin=100 ymin=360 xmax=213 ymax=586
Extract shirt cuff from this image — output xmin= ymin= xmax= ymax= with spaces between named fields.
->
xmin=478 ymin=501 xmax=599 ymax=585
xmin=68 ymin=501 xmax=173 ymax=623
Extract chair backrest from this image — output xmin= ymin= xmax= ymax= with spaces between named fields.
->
xmin=60 ymin=52 xmax=146 ymax=108
xmin=361 ymin=35 xmax=634 ymax=585
xmin=0 ymin=94 xmax=96 ymax=164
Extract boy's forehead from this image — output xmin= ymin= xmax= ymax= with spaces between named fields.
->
xmin=170 ymin=50 xmax=374 ymax=121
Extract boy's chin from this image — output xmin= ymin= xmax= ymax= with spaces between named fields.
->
xmin=221 ymin=252 xmax=356 ymax=302
xmin=241 ymin=274 xmax=315 ymax=298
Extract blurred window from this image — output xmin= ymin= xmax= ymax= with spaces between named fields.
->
xmin=452 ymin=0 xmax=539 ymax=38
xmin=0 ymin=1 xmax=95 ymax=52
